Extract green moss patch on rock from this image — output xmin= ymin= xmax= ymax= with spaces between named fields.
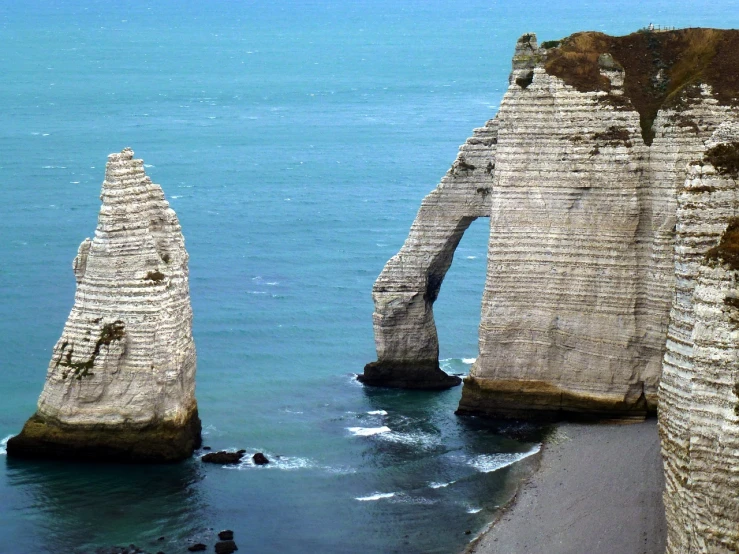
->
xmin=706 ymin=217 xmax=739 ymax=270
xmin=144 ymin=270 xmax=166 ymax=282
xmin=544 ymin=28 xmax=739 ymax=145
xmin=704 ymin=142 xmax=739 ymax=177
xmin=58 ymin=321 xmax=125 ymax=380
xmin=593 ymin=126 xmax=633 ymax=147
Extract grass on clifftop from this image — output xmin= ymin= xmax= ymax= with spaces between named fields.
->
xmin=544 ymin=28 xmax=739 ymax=145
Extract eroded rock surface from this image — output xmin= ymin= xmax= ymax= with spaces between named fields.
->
xmin=7 ymin=148 xmax=200 ymax=463
xmin=659 ymin=129 xmax=739 ymax=553
xmin=366 ymin=30 xmax=739 ymax=426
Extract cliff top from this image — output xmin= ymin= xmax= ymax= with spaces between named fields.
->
xmin=542 ymin=28 xmax=739 ymax=144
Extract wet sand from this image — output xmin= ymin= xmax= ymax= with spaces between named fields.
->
xmin=465 ymin=419 xmax=666 ymax=554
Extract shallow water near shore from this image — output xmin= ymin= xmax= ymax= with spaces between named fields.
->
xmin=0 ymin=1 xmax=735 ymax=552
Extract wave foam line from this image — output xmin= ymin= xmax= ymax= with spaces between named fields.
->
xmin=367 ymin=410 xmax=387 ymax=416
xmin=468 ymin=445 xmax=541 ymax=473
xmin=347 ymin=426 xmax=391 ymax=437
xmin=429 ymin=481 xmax=455 ymax=489
xmin=355 ymin=492 xmax=396 ymax=502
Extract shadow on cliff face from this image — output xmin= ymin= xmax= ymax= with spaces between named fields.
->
xmin=544 ymin=28 xmax=739 ymax=144
xmin=3 ymin=456 xmax=206 ymax=552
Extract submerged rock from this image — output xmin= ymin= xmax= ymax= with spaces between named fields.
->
xmin=7 ymin=148 xmax=200 ymax=463
xmin=214 ymin=540 xmax=238 ymax=554
xmin=187 ymin=544 xmax=207 ymax=552
xmin=217 ymin=530 xmax=234 ymax=541
xmin=252 ymin=452 xmax=269 ymax=465
xmin=201 ymin=451 xmax=244 ymax=464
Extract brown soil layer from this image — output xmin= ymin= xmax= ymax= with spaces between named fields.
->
xmin=456 ymin=377 xmax=650 ymax=422
xmin=359 ymin=360 xmax=462 ymax=390
xmin=544 ymin=28 xmax=739 ymax=144
xmin=6 ymin=408 xmax=202 ymax=463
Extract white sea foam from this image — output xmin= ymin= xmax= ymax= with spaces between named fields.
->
xmin=0 ymin=435 xmax=12 ymax=455
xmin=171 ymin=195 xmax=182 ymax=199
xmin=466 ymin=255 xmax=477 ymax=259
xmin=466 ymin=507 xmax=482 ymax=514
xmin=367 ymin=410 xmax=387 ymax=416
xmin=347 ymin=426 xmax=391 ymax=437
xmin=429 ymin=481 xmax=455 ymax=489
xmin=144 ymin=164 xmax=155 ymax=168
xmin=355 ymin=492 xmax=395 ymax=501
xmin=379 ymin=431 xmax=440 ymax=448
xmin=462 ymin=358 xmax=476 ymax=364
xmin=468 ymin=445 xmax=541 ymax=473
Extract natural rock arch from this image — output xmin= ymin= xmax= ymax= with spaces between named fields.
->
xmin=359 ymin=118 xmax=498 ymax=389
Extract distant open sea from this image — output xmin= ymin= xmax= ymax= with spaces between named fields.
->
xmin=0 ymin=1 xmax=736 ymax=552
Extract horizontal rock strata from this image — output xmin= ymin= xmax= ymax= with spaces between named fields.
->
xmin=8 ymin=148 xmax=200 ymax=463
xmin=659 ymin=129 xmax=739 ymax=553
xmin=367 ymin=30 xmax=739 ymax=426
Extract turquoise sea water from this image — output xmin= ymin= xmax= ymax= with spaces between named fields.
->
xmin=0 ymin=1 xmax=737 ymax=552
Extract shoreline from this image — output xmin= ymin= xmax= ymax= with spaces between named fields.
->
xmin=464 ymin=418 xmax=666 ymax=554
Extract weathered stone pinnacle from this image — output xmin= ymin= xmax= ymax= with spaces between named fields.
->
xmin=7 ymin=148 xmax=200 ymax=463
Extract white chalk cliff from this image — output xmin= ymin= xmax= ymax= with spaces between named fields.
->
xmin=363 ymin=29 xmax=739 ymax=551
xmin=8 ymin=148 xmax=200 ymax=462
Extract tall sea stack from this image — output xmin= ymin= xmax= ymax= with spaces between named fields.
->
xmin=7 ymin=148 xmax=200 ymax=463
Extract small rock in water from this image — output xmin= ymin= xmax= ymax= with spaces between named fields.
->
xmin=201 ymin=451 xmax=244 ymax=464
xmin=215 ymin=540 xmax=238 ymax=554
xmin=187 ymin=543 xmax=207 ymax=552
xmin=218 ymin=530 xmax=234 ymax=541
xmin=202 ymin=446 xmax=211 ymax=451
xmin=252 ymin=452 xmax=269 ymax=465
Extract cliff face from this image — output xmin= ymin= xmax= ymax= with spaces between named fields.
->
xmin=363 ymin=30 xmax=739 ymax=551
xmin=7 ymin=148 xmax=200 ymax=463
xmin=660 ymin=130 xmax=739 ymax=553
xmin=460 ymin=32 xmax=736 ymax=420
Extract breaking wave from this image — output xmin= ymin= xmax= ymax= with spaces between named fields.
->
xmin=0 ymin=435 xmax=12 ymax=455
xmin=347 ymin=426 xmax=391 ymax=437
xmin=468 ymin=445 xmax=541 ymax=473
xmin=367 ymin=410 xmax=387 ymax=416
xmin=355 ymin=492 xmax=396 ymax=501
xmin=429 ymin=481 xmax=455 ymax=489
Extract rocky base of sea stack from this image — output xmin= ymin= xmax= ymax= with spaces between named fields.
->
xmin=6 ymin=409 xmax=201 ymax=463
xmin=359 ymin=360 xmax=461 ymax=390
xmin=456 ymin=377 xmax=650 ymax=422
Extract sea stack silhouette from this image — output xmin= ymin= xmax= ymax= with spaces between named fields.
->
xmin=7 ymin=148 xmax=200 ymax=463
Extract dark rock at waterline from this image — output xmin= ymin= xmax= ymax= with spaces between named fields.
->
xmin=218 ymin=530 xmax=234 ymax=541
xmin=202 ymin=446 xmax=211 ymax=450
xmin=187 ymin=544 xmax=207 ymax=552
xmin=252 ymin=452 xmax=269 ymax=465
xmin=215 ymin=540 xmax=238 ymax=554
xmin=201 ymin=451 xmax=244 ymax=464
xmin=94 ymin=546 xmax=146 ymax=554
